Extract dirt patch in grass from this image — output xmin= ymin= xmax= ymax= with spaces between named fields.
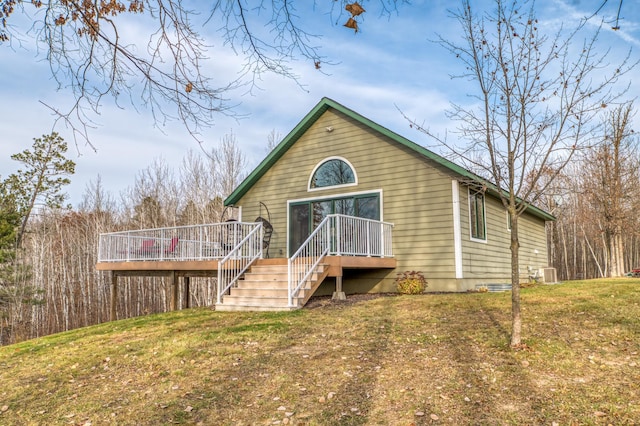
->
xmin=1 ymin=279 xmax=639 ymax=425
xmin=304 ymin=293 xmax=398 ymax=309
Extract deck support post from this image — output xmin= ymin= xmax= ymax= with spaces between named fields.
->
xmin=184 ymin=276 xmax=191 ymax=309
xmin=170 ymin=271 xmax=179 ymax=311
xmin=110 ymin=273 xmax=118 ymax=321
xmin=332 ymin=275 xmax=346 ymax=301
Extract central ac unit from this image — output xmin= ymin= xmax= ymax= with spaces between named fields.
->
xmin=540 ymin=267 xmax=557 ymax=284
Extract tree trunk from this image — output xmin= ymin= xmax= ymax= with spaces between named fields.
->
xmin=560 ymin=221 xmax=570 ymax=280
xmin=510 ymin=212 xmax=522 ymax=347
xmin=610 ymin=229 xmax=625 ymax=277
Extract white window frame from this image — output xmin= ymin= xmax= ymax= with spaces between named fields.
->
xmin=308 ymin=156 xmax=358 ymax=192
xmin=452 ymin=180 xmax=463 ymax=279
xmin=468 ymin=187 xmax=487 ymax=243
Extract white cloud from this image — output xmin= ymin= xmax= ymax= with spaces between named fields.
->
xmin=2 ymin=0 xmax=639 ymax=207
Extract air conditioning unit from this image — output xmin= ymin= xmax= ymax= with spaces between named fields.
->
xmin=540 ymin=267 xmax=557 ymax=284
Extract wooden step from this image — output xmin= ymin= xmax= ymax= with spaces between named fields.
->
xmin=215 ymin=261 xmax=327 ymax=311
xmin=215 ymin=303 xmax=298 ymax=312
xmin=245 ymin=265 xmax=288 ymax=271
xmin=230 ymin=287 xmax=311 ymax=298
xmin=220 ymin=295 xmax=292 ymax=306
xmin=242 ymin=272 xmax=288 ymax=281
xmin=236 ymin=281 xmax=289 ymax=290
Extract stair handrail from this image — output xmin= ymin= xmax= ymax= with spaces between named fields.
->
xmin=288 ymin=215 xmax=331 ymax=307
xmin=217 ymin=223 xmax=263 ymax=304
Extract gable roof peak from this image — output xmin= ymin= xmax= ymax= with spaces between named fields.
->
xmin=224 ymin=97 xmax=554 ymax=222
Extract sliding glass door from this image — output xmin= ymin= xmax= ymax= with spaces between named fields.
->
xmin=289 ymin=193 xmax=380 ymax=256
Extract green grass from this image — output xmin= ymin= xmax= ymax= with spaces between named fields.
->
xmin=1 ymin=279 xmax=640 ymax=425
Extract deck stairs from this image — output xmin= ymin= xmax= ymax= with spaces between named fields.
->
xmin=215 ymin=259 xmax=330 ymax=311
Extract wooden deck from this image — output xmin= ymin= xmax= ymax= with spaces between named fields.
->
xmin=98 ymin=256 xmax=396 ymax=318
xmin=96 ymin=256 xmax=396 ymax=276
xmin=97 ymin=216 xmax=395 ymax=315
xmin=96 ymin=259 xmax=220 ymax=273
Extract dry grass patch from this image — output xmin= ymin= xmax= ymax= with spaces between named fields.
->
xmin=0 ymin=279 xmax=639 ymax=424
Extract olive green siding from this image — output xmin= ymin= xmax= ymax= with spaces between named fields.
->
xmin=458 ymin=187 xmax=549 ymax=289
xmin=230 ymin=99 xmax=552 ymax=293
xmin=236 ymin=109 xmax=462 ymax=291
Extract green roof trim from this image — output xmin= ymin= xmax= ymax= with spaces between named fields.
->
xmin=225 ymin=97 xmax=555 ymax=222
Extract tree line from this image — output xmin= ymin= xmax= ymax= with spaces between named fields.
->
xmin=543 ymin=103 xmax=640 ymax=280
xmin=0 ymin=132 xmax=246 ymax=345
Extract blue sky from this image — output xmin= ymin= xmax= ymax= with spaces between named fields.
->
xmin=1 ymin=0 xmax=639 ymax=206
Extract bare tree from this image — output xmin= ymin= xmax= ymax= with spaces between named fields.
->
xmin=589 ymin=0 xmax=626 ymax=30
xmin=178 ymin=150 xmax=221 ymax=224
xmin=580 ymin=103 xmax=639 ymax=277
xmin=78 ymin=175 xmax=118 ymax=215
xmin=266 ymin=129 xmax=283 ymax=154
xmin=406 ymin=0 xmax=634 ymax=347
xmin=122 ymin=157 xmax=179 ymax=229
xmin=1 ymin=1 xmax=402 ymax=145
xmin=215 ymin=131 xmax=247 ymax=198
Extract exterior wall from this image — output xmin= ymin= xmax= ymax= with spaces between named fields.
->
xmin=457 ymin=186 xmax=549 ymax=290
xmin=236 ymin=108 xmax=549 ymax=293
xmin=236 ymin=108 xmax=460 ymax=292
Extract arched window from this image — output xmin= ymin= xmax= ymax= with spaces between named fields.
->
xmin=309 ymin=157 xmax=356 ymax=190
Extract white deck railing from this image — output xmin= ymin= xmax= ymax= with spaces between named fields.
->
xmin=97 ymin=222 xmax=261 ymax=262
xmin=99 ymin=216 xmax=393 ymax=308
xmin=330 ymin=214 xmax=394 ymax=257
xmin=216 ymin=224 xmax=263 ymax=304
xmin=288 ymin=216 xmax=331 ymax=307
xmin=288 ymin=214 xmax=394 ymax=306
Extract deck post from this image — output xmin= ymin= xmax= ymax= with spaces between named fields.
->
xmin=110 ymin=273 xmax=118 ymax=321
xmin=170 ymin=271 xmax=179 ymax=311
xmin=332 ymin=275 xmax=346 ymax=301
xmin=184 ymin=276 xmax=190 ymax=309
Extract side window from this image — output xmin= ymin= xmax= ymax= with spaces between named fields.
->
xmin=309 ymin=157 xmax=356 ymax=190
xmin=469 ymin=189 xmax=486 ymax=241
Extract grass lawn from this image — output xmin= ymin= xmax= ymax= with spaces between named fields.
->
xmin=1 ymin=278 xmax=639 ymax=425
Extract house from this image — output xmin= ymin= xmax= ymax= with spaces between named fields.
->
xmin=97 ymin=97 xmax=553 ymax=314
xmin=224 ymin=97 xmax=553 ymax=295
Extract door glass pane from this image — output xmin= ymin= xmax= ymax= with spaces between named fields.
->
xmin=334 ymin=198 xmax=355 ymax=216
xmin=356 ymin=196 xmax=380 ymax=220
xmin=290 ymin=203 xmax=310 ymax=254
xmin=312 ymin=201 xmax=332 ymax=228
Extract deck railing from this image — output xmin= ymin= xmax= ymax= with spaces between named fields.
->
xmin=99 ymin=216 xmax=393 ymax=308
xmin=330 ymin=214 xmax=394 ymax=257
xmin=288 ymin=216 xmax=331 ymax=307
xmin=97 ymin=222 xmax=260 ymax=262
xmin=216 ymin=224 xmax=263 ymax=304
xmin=288 ymin=214 xmax=394 ymax=306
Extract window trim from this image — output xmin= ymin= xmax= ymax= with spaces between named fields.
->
xmin=308 ymin=156 xmax=358 ymax=192
xmin=468 ymin=187 xmax=487 ymax=243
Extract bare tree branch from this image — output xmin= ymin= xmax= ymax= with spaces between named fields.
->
xmin=1 ymin=0 xmax=405 ymax=147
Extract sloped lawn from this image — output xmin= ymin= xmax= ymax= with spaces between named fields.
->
xmin=1 ymin=278 xmax=639 ymax=425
